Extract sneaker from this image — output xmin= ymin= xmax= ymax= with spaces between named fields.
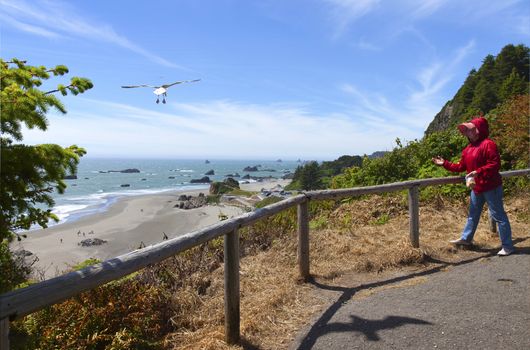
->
xmin=497 ymin=247 xmax=515 ymax=256
xmin=449 ymin=238 xmax=471 ymax=246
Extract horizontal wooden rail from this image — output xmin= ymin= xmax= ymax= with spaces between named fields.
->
xmin=1 ymin=169 xmax=528 ymax=346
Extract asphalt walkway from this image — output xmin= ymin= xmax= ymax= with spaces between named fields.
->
xmin=290 ymin=247 xmax=530 ymax=350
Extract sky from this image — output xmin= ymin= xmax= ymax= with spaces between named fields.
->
xmin=1 ymin=0 xmax=529 ymax=160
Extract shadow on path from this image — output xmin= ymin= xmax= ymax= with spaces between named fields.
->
xmin=321 ymin=315 xmax=431 ymax=341
xmin=295 ymin=244 xmax=527 ymax=349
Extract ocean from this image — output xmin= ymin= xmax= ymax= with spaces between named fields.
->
xmin=44 ymin=158 xmax=299 ymax=228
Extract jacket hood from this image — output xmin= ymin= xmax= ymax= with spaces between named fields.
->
xmin=469 ymin=117 xmax=489 ymax=141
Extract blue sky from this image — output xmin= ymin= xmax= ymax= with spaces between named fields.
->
xmin=1 ymin=0 xmax=529 ymax=160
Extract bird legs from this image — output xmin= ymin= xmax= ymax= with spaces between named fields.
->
xmin=156 ymin=94 xmax=167 ymax=104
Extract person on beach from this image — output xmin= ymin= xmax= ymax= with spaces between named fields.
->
xmin=431 ymin=116 xmax=515 ymax=256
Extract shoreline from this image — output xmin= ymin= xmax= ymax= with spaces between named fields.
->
xmin=13 ymin=179 xmax=291 ymax=279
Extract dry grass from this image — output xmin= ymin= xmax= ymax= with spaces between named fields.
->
xmin=163 ymin=191 xmax=530 ymax=349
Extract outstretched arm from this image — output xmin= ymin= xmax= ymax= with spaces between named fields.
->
xmin=443 ymin=154 xmax=466 ymax=173
xmin=432 ymin=154 xmax=466 ymax=173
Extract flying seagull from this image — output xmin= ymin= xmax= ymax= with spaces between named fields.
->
xmin=121 ymin=79 xmax=200 ymax=104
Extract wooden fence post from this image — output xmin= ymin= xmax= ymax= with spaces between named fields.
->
xmin=297 ymin=200 xmax=310 ymax=281
xmin=488 ymin=212 xmax=497 ymax=233
xmin=408 ymin=186 xmax=420 ymax=248
xmin=0 ymin=317 xmax=9 ymax=350
xmin=224 ymin=229 xmax=240 ymax=344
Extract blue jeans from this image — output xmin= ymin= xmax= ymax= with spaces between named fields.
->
xmin=461 ymin=185 xmax=513 ymax=249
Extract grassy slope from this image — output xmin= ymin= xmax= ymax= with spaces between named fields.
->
xmin=164 ymin=190 xmax=529 ymax=349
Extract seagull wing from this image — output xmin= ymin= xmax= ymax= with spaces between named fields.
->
xmin=162 ymin=79 xmax=201 ymax=88
xmin=121 ymin=84 xmax=154 ymax=88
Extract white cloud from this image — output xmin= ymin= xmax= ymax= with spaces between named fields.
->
xmin=0 ymin=0 xmax=180 ymax=68
xmin=0 ymin=13 xmax=60 ymax=38
xmin=20 ymin=42 xmax=476 ymax=160
xmin=340 ymin=41 xmax=475 ymax=133
xmin=324 ymin=0 xmax=381 ymax=38
xmin=356 ymin=38 xmax=381 ymax=51
xmin=410 ymin=0 xmax=448 ymax=18
xmin=21 ymin=97 xmax=415 ymax=159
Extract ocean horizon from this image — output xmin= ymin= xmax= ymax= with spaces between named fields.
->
xmin=36 ymin=158 xmax=299 ymax=230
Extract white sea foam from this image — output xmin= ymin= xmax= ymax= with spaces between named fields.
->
xmin=240 ymin=179 xmax=257 ymax=183
xmin=52 ymin=204 xmax=90 ymax=222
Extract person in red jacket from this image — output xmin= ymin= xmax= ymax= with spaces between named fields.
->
xmin=432 ymin=116 xmax=514 ymax=256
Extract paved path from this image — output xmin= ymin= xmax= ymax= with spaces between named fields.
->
xmin=290 ymin=248 xmax=530 ymax=350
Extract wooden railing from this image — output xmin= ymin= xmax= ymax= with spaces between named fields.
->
xmin=1 ymin=169 xmax=528 ymax=348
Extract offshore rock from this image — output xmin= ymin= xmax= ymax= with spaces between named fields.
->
xmin=190 ymin=176 xmax=211 ymax=183
xmin=243 ymin=166 xmax=259 ymax=172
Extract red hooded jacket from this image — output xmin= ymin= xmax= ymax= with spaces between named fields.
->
xmin=443 ymin=117 xmax=502 ymax=193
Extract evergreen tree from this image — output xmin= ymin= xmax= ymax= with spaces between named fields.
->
xmin=468 ymin=77 xmax=498 ymax=113
xmin=495 ymin=44 xmax=530 ymax=82
xmin=320 ymin=155 xmax=363 ymax=176
xmin=298 ymin=161 xmax=323 ymax=190
xmin=499 ymin=68 xmax=528 ymax=100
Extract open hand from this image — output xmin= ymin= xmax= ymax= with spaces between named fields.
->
xmin=431 ymin=156 xmax=445 ymax=166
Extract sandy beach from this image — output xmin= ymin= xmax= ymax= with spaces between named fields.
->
xmin=13 ymin=179 xmax=291 ymax=279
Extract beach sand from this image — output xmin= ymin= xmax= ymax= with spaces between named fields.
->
xmin=13 ymin=179 xmax=291 ymax=279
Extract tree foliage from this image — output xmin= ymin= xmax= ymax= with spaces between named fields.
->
xmin=0 ymin=58 xmax=93 ymax=243
xmin=286 ymin=155 xmax=363 ymax=190
xmin=287 ymin=161 xmax=324 ymax=190
xmin=320 ymin=155 xmax=362 ymax=177
xmin=488 ymin=94 xmax=530 ymax=169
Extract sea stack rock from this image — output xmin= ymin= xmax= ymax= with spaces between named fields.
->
xmin=190 ymin=176 xmax=211 ymax=183
xmin=120 ymin=168 xmax=140 ymax=173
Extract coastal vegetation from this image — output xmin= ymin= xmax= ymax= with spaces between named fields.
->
xmin=0 ymin=59 xmax=93 ymax=292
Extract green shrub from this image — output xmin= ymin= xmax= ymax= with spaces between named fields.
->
xmin=71 ymin=258 xmax=101 ymax=271
xmin=206 ymin=194 xmax=220 ymax=204
xmin=371 ymin=213 xmax=390 ymax=225
xmin=255 ymin=196 xmax=283 ymax=208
